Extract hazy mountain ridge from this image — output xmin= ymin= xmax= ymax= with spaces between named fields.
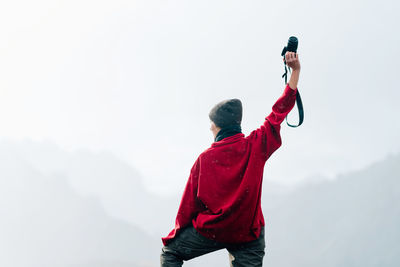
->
xmin=0 ymin=141 xmax=159 ymax=267
xmin=0 ymin=138 xmax=180 ymax=237
xmin=263 ymin=153 xmax=400 ymax=267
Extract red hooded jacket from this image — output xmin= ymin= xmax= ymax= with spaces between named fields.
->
xmin=162 ymin=84 xmax=297 ymax=245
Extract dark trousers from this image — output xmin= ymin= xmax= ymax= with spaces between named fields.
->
xmin=160 ymin=225 xmax=265 ymax=267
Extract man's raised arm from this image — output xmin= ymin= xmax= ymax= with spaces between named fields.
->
xmin=247 ymin=51 xmax=301 ymax=161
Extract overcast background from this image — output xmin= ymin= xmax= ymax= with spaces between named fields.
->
xmin=1 ymin=0 xmax=399 ymax=266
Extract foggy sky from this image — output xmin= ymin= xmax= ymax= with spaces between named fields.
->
xmin=1 ymin=0 xmax=399 ymax=195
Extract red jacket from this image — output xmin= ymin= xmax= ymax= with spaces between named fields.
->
xmin=162 ymin=84 xmax=297 ymax=245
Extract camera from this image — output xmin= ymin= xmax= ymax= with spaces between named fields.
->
xmin=281 ymin=36 xmax=298 ymax=57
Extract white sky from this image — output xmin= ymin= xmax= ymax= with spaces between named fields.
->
xmin=1 ymin=0 xmax=399 ymax=195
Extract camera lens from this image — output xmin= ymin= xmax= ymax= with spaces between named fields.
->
xmin=287 ymin=36 xmax=298 ymax=53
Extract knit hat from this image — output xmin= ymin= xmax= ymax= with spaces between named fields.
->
xmin=209 ymin=98 xmax=242 ymax=128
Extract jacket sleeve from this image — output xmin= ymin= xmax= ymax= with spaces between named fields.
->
xmin=174 ymin=158 xmax=205 ymax=229
xmin=248 ymin=84 xmax=298 ymax=161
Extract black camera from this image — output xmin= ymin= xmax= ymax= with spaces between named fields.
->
xmin=281 ymin=36 xmax=298 ymax=56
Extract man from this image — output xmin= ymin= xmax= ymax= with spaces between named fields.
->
xmin=160 ymin=52 xmax=301 ymax=267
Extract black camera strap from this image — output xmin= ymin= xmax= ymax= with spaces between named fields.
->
xmin=282 ymin=63 xmax=304 ymax=127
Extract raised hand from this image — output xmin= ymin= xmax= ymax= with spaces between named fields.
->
xmin=285 ymin=52 xmax=301 ymax=71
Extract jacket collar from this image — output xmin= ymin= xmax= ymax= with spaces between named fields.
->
xmin=214 ymin=124 xmax=242 ymax=142
xmin=212 ymin=133 xmax=245 ymax=147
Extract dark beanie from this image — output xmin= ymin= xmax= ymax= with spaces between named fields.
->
xmin=209 ymin=98 xmax=242 ymax=128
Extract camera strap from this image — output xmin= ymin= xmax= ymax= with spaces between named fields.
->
xmin=282 ymin=63 xmax=304 ymax=127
